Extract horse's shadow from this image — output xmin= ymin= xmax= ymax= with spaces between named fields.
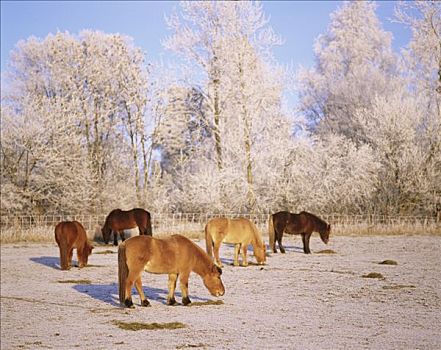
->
xmin=73 ymin=282 xmax=211 ymax=307
xmin=275 ymin=245 xmax=304 ymax=253
xmin=30 ymin=256 xmax=61 ymax=270
xmin=30 ymin=256 xmax=85 ymax=270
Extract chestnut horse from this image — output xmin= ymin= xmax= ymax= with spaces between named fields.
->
xmin=269 ymin=211 xmax=331 ymax=254
xmin=54 ymin=221 xmax=94 ymax=270
xmin=118 ymin=234 xmax=225 ymax=308
xmin=102 ymin=208 xmax=152 ymax=245
xmin=205 ymin=217 xmax=266 ymax=267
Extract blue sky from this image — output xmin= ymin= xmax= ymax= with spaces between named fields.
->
xmin=1 ymin=1 xmax=410 ymax=73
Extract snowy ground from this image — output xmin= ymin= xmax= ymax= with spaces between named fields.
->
xmin=1 ymin=235 xmax=440 ymax=350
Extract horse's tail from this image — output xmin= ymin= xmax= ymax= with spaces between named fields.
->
xmin=268 ymin=214 xmax=275 ymax=252
xmin=145 ymin=212 xmax=152 ymax=236
xmin=205 ymin=224 xmax=213 ymax=258
xmin=118 ymin=242 xmax=129 ymax=304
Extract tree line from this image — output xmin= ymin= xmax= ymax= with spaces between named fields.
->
xmin=1 ymin=1 xmax=440 ymax=217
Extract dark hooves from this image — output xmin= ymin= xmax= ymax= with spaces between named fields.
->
xmin=124 ymin=299 xmax=134 ymax=308
xmin=141 ymin=299 xmax=150 ymax=307
xmin=182 ymin=297 xmax=191 ymax=306
xmin=167 ymin=298 xmax=178 ymax=306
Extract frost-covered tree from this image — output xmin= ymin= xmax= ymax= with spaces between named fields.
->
xmin=396 ymin=1 xmax=441 ymax=102
xmin=1 ymin=31 xmax=152 ymax=214
xmin=395 ymin=1 xmax=441 ymax=216
xmin=269 ymin=134 xmax=380 ymax=215
xmin=297 ymin=1 xmax=400 ymax=141
xmin=163 ymin=1 xmax=287 ymax=211
xmin=355 ymin=83 xmax=441 ymax=215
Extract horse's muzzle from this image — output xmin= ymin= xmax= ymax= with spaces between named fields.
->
xmin=212 ymin=289 xmax=225 ymax=297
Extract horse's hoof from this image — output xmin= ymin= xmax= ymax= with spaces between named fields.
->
xmin=233 ymin=262 xmax=239 ymax=267
xmin=141 ymin=299 xmax=150 ymax=307
xmin=182 ymin=297 xmax=191 ymax=306
xmin=166 ymin=298 xmax=177 ymax=306
xmin=124 ymin=299 xmax=134 ymax=308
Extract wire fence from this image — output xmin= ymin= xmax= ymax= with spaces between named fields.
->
xmin=1 ymin=212 xmax=440 ymax=242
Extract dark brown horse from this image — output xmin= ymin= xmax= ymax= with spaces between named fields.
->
xmin=268 ymin=211 xmax=331 ymax=254
xmin=102 ymin=208 xmax=152 ymax=245
xmin=55 ymin=221 xmax=94 ymax=270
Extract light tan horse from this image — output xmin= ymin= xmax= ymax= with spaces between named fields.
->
xmin=118 ymin=234 xmax=225 ymax=308
xmin=205 ymin=217 xmax=266 ymax=267
xmin=54 ymin=221 xmax=94 ymax=270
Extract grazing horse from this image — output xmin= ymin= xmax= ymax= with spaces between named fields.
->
xmin=268 ymin=211 xmax=331 ymax=254
xmin=102 ymin=208 xmax=152 ymax=245
xmin=55 ymin=221 xmax=94 ymax=270
xmin=205 ymin=217 xmax=266 ymax=267
xmin=118 ymin=234 xmax=225 ymax=308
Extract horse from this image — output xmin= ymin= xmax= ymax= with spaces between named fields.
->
xmin=205 ymin=217 xmax=266 ymax=267
xmin=268 ymin=211 xmax=331 ymax=254
xmin=118 ymin=234 xmax=225 ymax=308
xmin=54 ymin=221 xmax=94 ymax=270
xmin=102 ymin=208 xmax=152 ymax=246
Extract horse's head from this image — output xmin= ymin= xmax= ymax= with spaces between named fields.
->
xmin=101 ymin=225 xmax=111 ymax=244
xmin=79 ymin=243 xmax=94 ymax=268
xmin=203 ymin=265 xmax=225 ymax=297
xmin=320 ymin=224 xmax=331 ymax=244
xmin=254 ymin=242 xmax=267 ymax=265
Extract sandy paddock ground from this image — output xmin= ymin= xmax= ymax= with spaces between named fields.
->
xmin=1 ymin=234 xmax=440 ymax=350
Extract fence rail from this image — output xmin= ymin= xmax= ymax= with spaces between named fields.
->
xmin=1 ymin=213 xmax=440 ymax=241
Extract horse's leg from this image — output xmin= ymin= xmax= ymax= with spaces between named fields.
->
xmin=124 ymin=269 xmax=141 ymax=308
xmin=120 ymin=231 xmax=126 ymax=242
xmin=113 ymin=231 xmax=118 ymax=246
xmin=277 ymin=229 xmax=286 ymax=254
xmin=135 ymin=276 xmax=150 ymax=307
xmin=213 ymin=241 xmax=223 ymax=268
xmin=77 ymin=249 xmax=85 ymax=268
xmin=166 ymin=273 xmax=178 ymax=306
xmin=241 ymin=244 xmax=248 ymax=267
xmin=233 ymin=244 xmax=241 ymax=266
xmin=302 ymin=233 xmax=312 ymax=254
xmin=179 ymin=272 xmax=191 ymax=306
xmin=68 ymin=248 xmax=74 ymax=268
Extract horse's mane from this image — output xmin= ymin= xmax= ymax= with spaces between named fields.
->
xmin=192 ymin=238 xmax=214 ymax=265
xmin=104 ymin=209 xmax=121 ymax=225
xmin=299 ymin=211 xmax=328 ymax=231
xmin=249 ymin=220 xmax=264 ymax=246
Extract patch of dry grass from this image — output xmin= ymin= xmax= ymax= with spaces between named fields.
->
xmin=57 ymin=279 xmax=91 ymax=284
xmin=94 ymin=250 xmax=116 ymax=254
xmin=362 ymin=272 xmax=384 ymax=279
xmin=112 ymin=320 xmax=186 ymax=331
xmin=176 ymin=343 xmax=208 ymax=349
xmin=379 ymin=260 xmax=398 ymax=265
xmin=316 ymin=249 xmax=337 ymax=254
xmin=382 ymin=284 xmax=416 ymax=290
xmin=187 ymin=300 xmax=224 ymax=307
